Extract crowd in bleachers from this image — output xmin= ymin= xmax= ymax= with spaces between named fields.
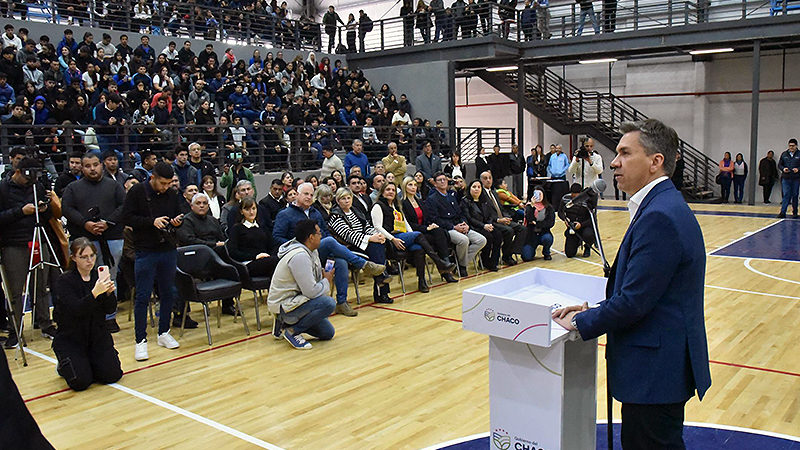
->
xmin=0 ymin=22 xmax=454 ymax=175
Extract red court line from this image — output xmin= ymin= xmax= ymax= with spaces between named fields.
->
xmin=369 ymin=304 xmax=463 ymax=323
xmin=24 ymin=388 xmax=71 ymax=403
xmin=707 ymin=359 xmax=800 ymax=378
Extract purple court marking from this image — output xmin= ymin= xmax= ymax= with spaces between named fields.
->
xmin=711 ymin=220 xmax=800 ymax=262
xmin=438 ymin=424 xmax=800 ymax=450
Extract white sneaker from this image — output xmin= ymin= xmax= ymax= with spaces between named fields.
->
xmin=135 ymin=340 xmax=149 ymax=361
xmin=157 ymin=331 xmax=180 ymax=349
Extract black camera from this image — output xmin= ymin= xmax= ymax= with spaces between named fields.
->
xmin=576 ymin=147 xmax=590 ymax=159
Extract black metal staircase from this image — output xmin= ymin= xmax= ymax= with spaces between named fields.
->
xmin=478 ymin=67 xmax=718 ymax=200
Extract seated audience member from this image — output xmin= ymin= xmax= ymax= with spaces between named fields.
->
xmin=424 ymin=173 xmax=487 ymax=277
xmin=227 ymin=197 xmax=279 ymax=278
xmin=372 ymin=182 xmax=456 ymax=293
xmin=400 ymin=177 xmax=457 ymax=283
xmin=312 ymin=184 xmax=334 ymax=222
xmin=558 ymin=183 xmax=596 ymax=258
xmin=480 ymin=171 xmax=523 ymax=265
xmin=327 ymin=187 xmax=392 ymax=303
xmin=344 ymin=139 xmax=370 ymax=177
xmin=381 ymin=142 xmax=407 ymax=180
xmin=414 ymin=141 xmax=442 ymax=189
xmin=452 ymin=175 xmax=466 ymax=202
xmin=369 ymin=173 xmax=385 ymax=203
xmin=347 ymin=174 xmax=372 ymax=217
xmin=200 ymin=175 xmax=225 ymax=220
xmin=267 ymin=219 xmax=337 ymax=350
xmin=412 ymin=170 xmax=430 ymax=199
xmin=176 ymin=193 xmax=226 ymax=248
xmin=53 ymin=238 xmax=123 ymax=391
xmin=461 ymin=180 xmax=503 ymax=272
xmin=219 ymin=151 xmax=255 ymax=200
xmin=273 ymin=183 xmax=386 ymax=317
xmin=495 ymin=178 xmax=526 ymax=221
xmin=258 ymin=179 xmax=287 ymax=222
xmin=221 ymin=180 xmax=271 ymax=236
xmin=521 ymin=187 xmax=555 ymax=261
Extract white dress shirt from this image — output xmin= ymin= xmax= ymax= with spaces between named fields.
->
xmin=628 ymin=176 xmax=668 ymax=223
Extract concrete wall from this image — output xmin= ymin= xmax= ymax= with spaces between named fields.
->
xmin=455 ymin=50 xmax=800 ymax=202
xmin=361 ymin=60 xmax=453 ymax=126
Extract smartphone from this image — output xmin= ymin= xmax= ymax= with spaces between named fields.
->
xmin=98 ymin=265 xmax=111 ymax=283
xmin=324 ymin=259 xmax=335 ymax=272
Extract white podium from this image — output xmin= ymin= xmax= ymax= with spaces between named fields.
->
xmin=462 ymin=268 xmax=607 ymax=450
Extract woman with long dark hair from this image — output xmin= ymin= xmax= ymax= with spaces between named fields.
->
xmin=52 ymin=238 xmax=123 ymax=391
xmin=718 ymin=151 xmax=734 ymax=203
xmin=461 ymin=180 xmax=503 ymax=271
xmin=733 ymin=152 xmax=748 ymax=204
xmin=227 ymin=197 xmax=279 ymax=278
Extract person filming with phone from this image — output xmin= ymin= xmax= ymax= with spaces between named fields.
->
xmin=52 ymin=238 xmax=122 ymax=391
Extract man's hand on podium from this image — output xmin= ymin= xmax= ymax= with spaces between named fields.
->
xmin=552 ymin=302 xmax=588 ymax=331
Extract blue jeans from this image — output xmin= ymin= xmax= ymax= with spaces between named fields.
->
xmin=393 ymin=231 xmax=423 ymax=252
xmin=576 ymin=7 xmax=599 ymax=35
xmin=521 ymin=231 xmax=554 ymax=261
xmin=92 ymin=239 xmax=124 ymax=320
xmin=364 ymin=241 xmax=387 ymax=265
xmin=133 ymin=250 xmax=177 ymax=343
xmin=318 ymin=236 xmax=366 ymax=304
xmin=281 ymin=295 xmax=336 ymax=340
xmin=733 ymin=174 xmax=746 ymax=203
xmin=780 ymin=178 xmax=800 ymax=214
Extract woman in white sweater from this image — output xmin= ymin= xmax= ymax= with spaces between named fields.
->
xmin=370 ymin=182 xmax=456 ymax=293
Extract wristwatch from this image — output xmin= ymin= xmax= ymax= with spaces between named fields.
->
xmin=571 ymin=313 xmax=581 ymax=338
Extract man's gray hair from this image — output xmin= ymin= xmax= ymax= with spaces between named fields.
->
xmin=235 ymin=179 xmax=253 ymax=191
xmin=619 ymin=119 xmax=679 ymax=177
xmin=191 ymin=192 xmax=211 ymax=205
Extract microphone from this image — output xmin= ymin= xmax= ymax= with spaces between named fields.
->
xmin=591 ymin=178 xmax=607 ymax=195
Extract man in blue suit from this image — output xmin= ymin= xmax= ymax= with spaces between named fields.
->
xmin=553 ymin=119 xmax=711 ymax=449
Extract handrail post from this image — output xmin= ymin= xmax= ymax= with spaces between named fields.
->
xmin=477 ymin=128 xmax=483 ymax=153
xmin=633 ymin=0 xmax=639 ymax=31
xmin=380 ymin=20 xmax=385 ymax=51
xmin=684 ymin=1 xmax=689 ymax=25
xmin=668 ymin=1 xmax=673 ymax=26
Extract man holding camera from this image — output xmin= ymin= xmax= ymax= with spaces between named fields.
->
xmin=568 ymin=138 xmax=604 ymax=190
xmin=122 ymin=162 xmax=183 ymax=361
xmin=62 ymin=152 xmax=126 ymax=333
xmin=558 ymin=182 xmax=597 ymax=258
xmin=0 ymin=158 xmax=58 ymax=347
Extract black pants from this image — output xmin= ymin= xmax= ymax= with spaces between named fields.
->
xmin=496 ymin=222 xmax=520 ymax=261
xmin=621 ymin=401 xmax=687 ymax=450
xmin=476 ymin=227 xmax=503 ymax=270
xmin=564 ymin=227 xmax=595 ymax=257
xmin=53 ymin=337 xmax=123 ymax=392
xmin=423 ymin=226 xmax=452 ymax=262
xmin=245 ymin=256 xmax=278 ymax=278
xmin=762 ymin=182 xmax=773 ymax=203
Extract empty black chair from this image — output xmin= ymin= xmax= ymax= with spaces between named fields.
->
xmin=175 ymin=245 xmax=246 ymax=346
xmin=217 ymin=246 xmax=271 ymax=331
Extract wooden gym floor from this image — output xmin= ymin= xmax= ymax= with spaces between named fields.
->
xmin=7 ymin=200 xmax=800 ymax=449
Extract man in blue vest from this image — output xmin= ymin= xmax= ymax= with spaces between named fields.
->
xmin=554 ymin=119 xmax=711 ymax=449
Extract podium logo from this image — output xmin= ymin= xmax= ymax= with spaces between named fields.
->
xmin=484 ymin=308 xmax=496 ymax=322
xmin=492 ymin=429 xmax=511 ymax=450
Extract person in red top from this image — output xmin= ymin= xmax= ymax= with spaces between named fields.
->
xmin=400 ymin=177 xmax=457 ymax=283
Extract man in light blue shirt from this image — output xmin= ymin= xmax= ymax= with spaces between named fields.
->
xmin=547 ymin=144 xmax=569 ymax=179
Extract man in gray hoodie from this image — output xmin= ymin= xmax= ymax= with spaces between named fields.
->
xmin=267 ymin=219 xmax=336 ymax=350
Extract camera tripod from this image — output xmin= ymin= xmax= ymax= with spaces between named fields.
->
xmin=0 ymin=182 xmax=63 ymax=366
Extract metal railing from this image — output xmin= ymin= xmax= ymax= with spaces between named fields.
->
xmin=1 ymin=123 xmax=513 ymax=174
xmin=492 ymin=67 xmax=717 ymax=195
xmin=9 ymin=0 xmax=791 ymax=57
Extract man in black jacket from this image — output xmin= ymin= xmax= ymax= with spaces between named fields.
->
xmin=758 ymin=150 xmax=779 ymax=204
xmin=121 ymin=162 xmax=184 ymax=361
xmin=424 ymin=172 xmax=486 ymax=276
xmin=0 ymin=158 xmax=58 ymax=347
xmin=62 ymin=152 xmax=126 ymax=333
xmin=258 ymin=179 xmax=287 ymax=222
xmin=54 ymin=151 xmax=83 ymax=197
xmin=487 ymin=145 xmax=508 ymax=188
xmin=480 ymin=171 xmax=522 ymax=266
xmin=508 ymin=144 xmax=525 ymax=199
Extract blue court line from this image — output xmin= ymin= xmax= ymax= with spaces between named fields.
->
xmin=711 ymin=220 xmax=800 ymax=262
xmin=598 ymin=205 xmax=782 ymax=219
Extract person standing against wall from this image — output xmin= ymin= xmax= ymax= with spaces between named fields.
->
xmin=718 ymin=151 xmax=734 ymax=204
xmin=732 ymin=153 xmax=748 ymax=204
xmin=777 ymin=138 xmax=800 ymax=218
xmin=758 ymin=150 xmax=778 ymax=204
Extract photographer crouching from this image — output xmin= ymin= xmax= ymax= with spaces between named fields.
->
xmin=53 ymin=238 xmax=122 ymax=391
xmin=0 ymin=157 xmax=58 ymax=348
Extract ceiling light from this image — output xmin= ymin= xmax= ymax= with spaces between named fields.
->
xmin=486 ymin=66 xmax=518 ymax=72
xmin=688 ymin=48 xmax=734 ymax=55
xmin=578 ymin=58 xmax=618 ymax=64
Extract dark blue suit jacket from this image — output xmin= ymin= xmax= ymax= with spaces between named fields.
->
xmin=575 ymin=179 xmax=712 ymax=404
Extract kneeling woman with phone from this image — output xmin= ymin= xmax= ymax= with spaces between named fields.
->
xmin=53 ymin=238 xmax=123 ymax=391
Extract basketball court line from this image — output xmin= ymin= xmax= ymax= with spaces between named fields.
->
xmin=707 ymin=219 xmax=784 ymax=255
xmin=22 ymin=348 xmax=284 ymax=449
xmin=597 ymin=205 xmax=783 ymax=219
xmin=744 ymin=258 xmax=800 ymax=285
